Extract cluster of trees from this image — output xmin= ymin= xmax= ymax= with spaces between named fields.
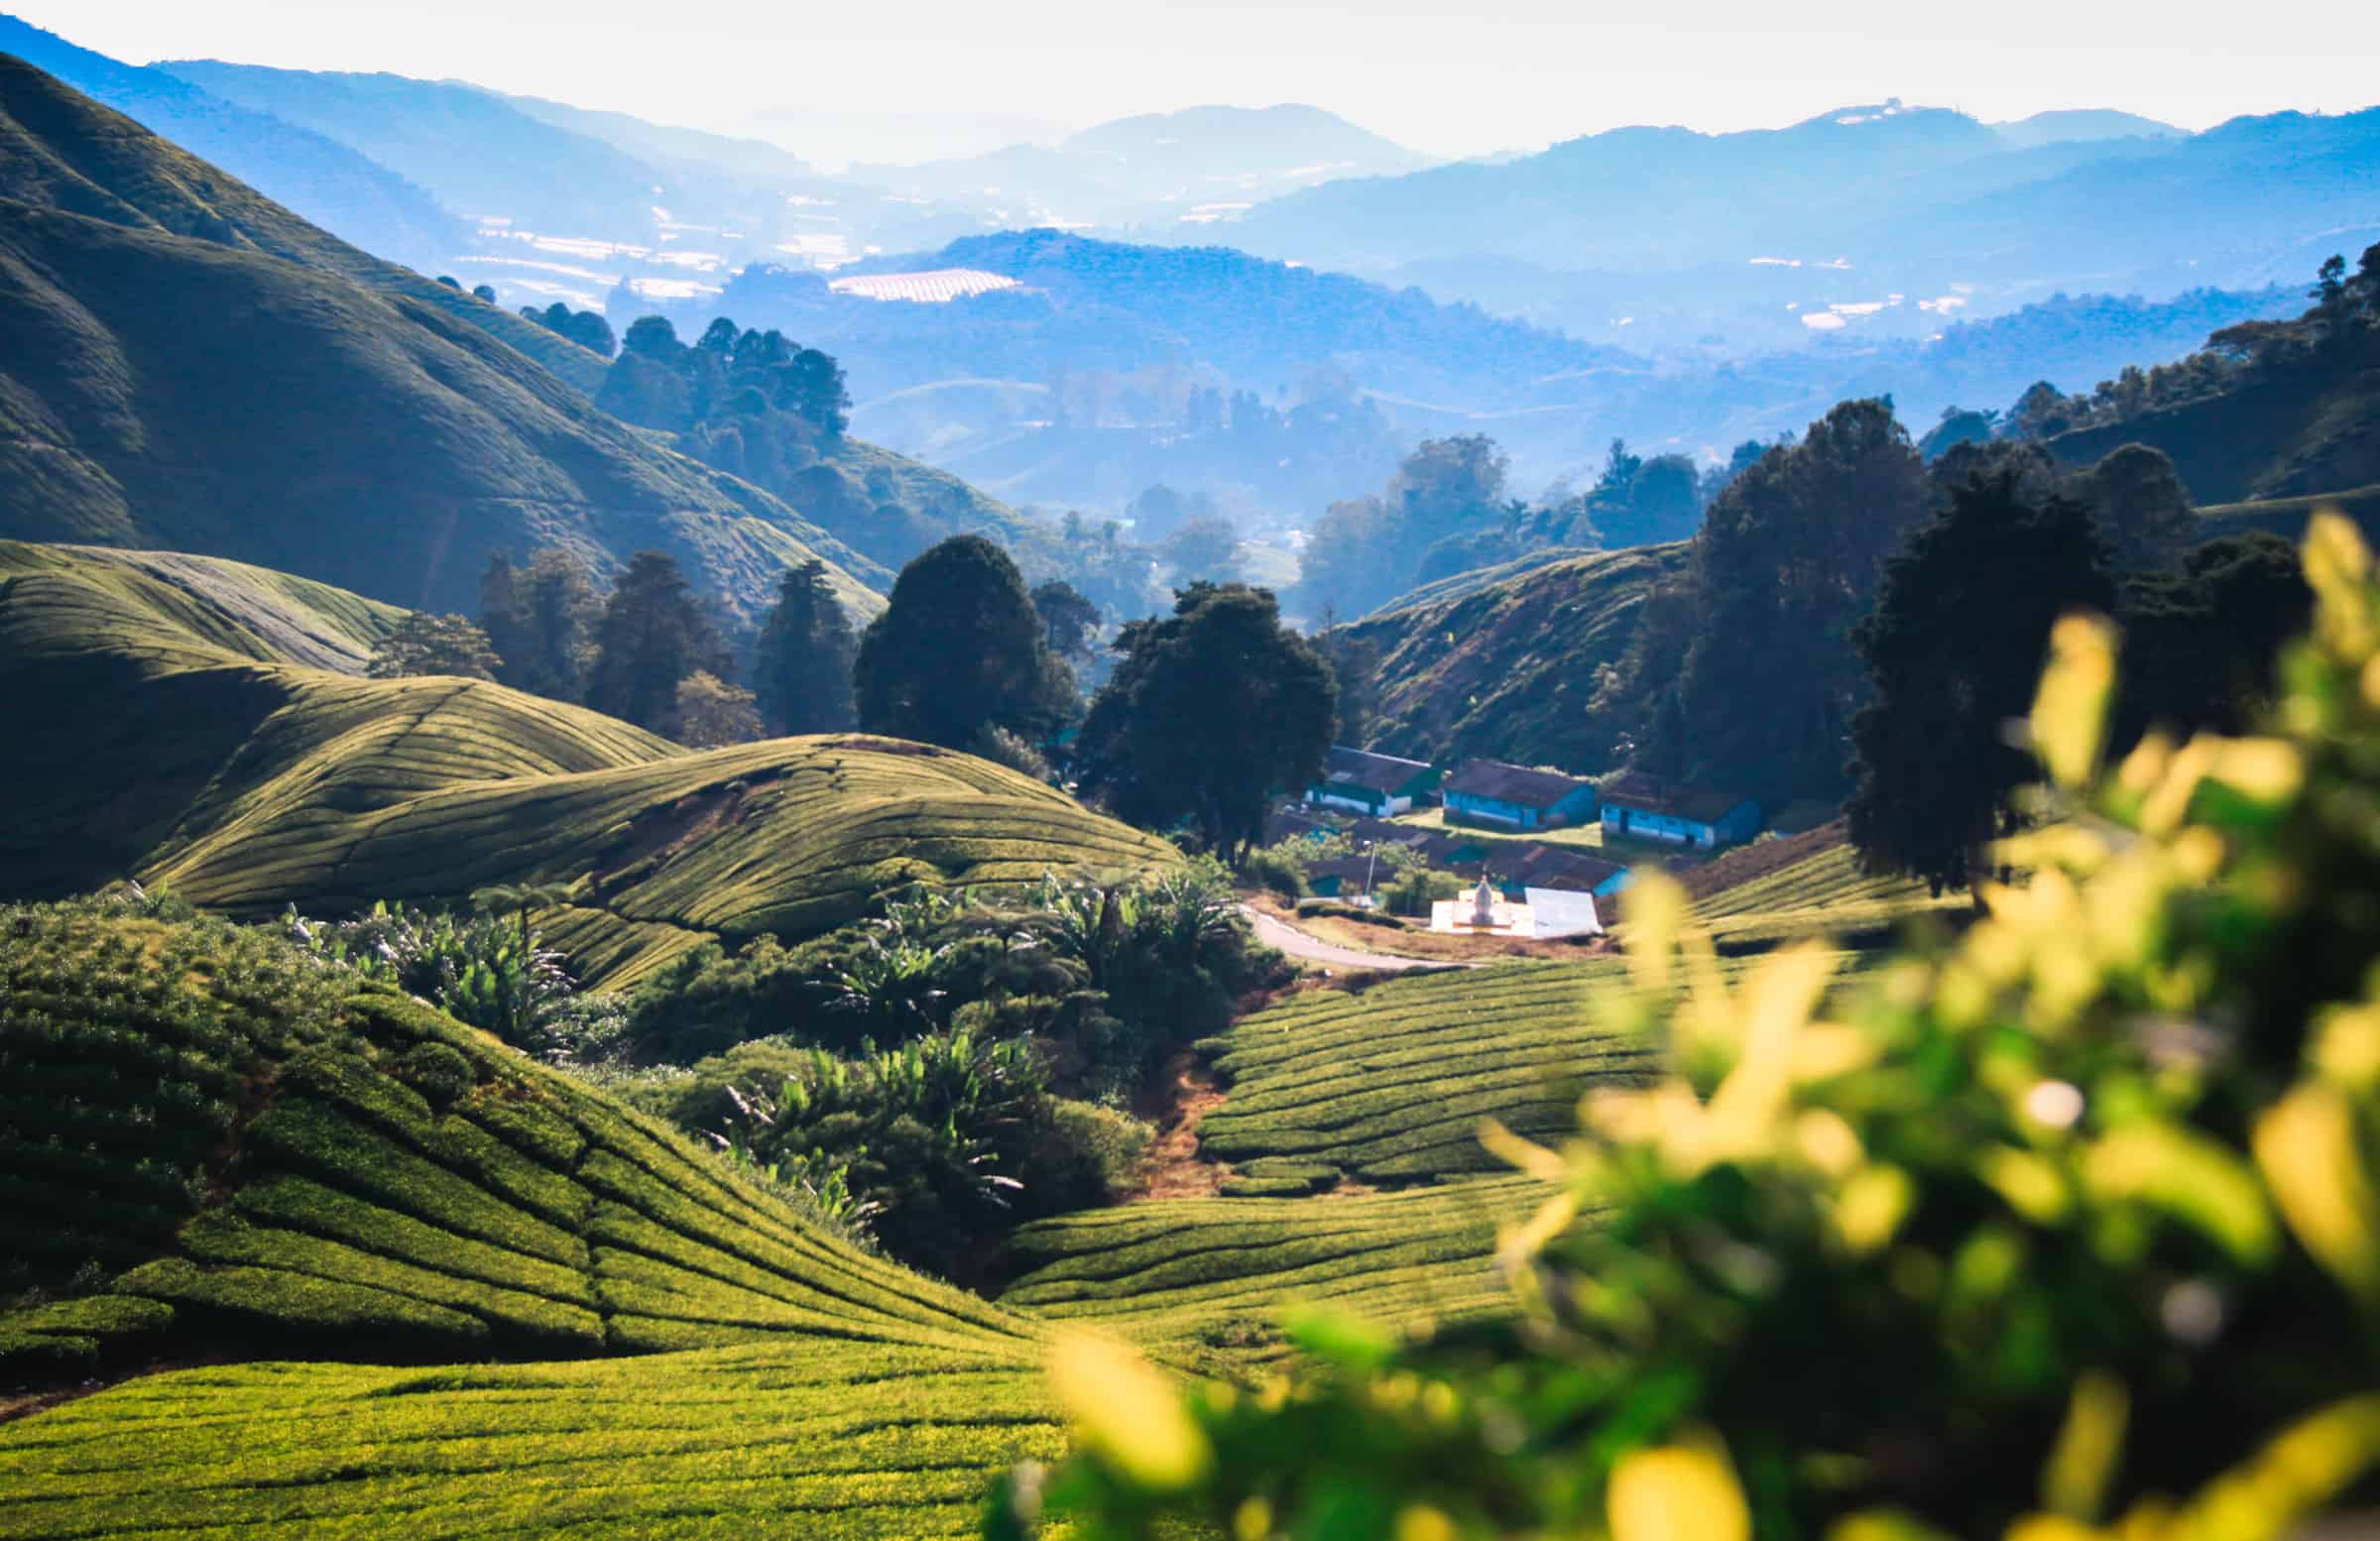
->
xmin=363 ymin=546 xmax=863 ymax=749
xmin=595 ymin=315 xmax=850 ymax=491
xmin=1846 ymin=448 xmax=2308 ymax=893
xmin=517 ymin=300 xmax=617 ymax=358
xmin=1296 ymin=432 xmax=1755 ymax=620
xmin=1578 ymin=396 xmax=2309 ymax=894
xmin=1936 ymin=245 xmax=2380 ymax=442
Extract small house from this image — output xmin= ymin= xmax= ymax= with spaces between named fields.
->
xmin=1304 ymin=747 xmax=1440 ymax=817
xmin=1600 ymin=772 xmax=1762 ymax=850
xmin=1442 ymin=760 xmax=1598 ymax=831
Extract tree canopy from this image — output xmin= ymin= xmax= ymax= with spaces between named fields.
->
xmin=1674 ymin=398 xmax=1929 ymax=798
xmin=1075 ymin=583 xmax=1336 ymax=859
xmin=1846 ymin=464 xmax=2114 ymax=894
xmin=754 ymin=558 xmax=858 ymax=736
xmin=584 ymin=551 xmax=734 ymax=737
xmin=854 ymin=535 xmax=1074 ymax=750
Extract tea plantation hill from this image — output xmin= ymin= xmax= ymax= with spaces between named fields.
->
xmin=1342 ymin=477 xmax=2380 ymax=777
xmin=0 ymin=55 xmax=965 ymax=623
xmin=0 ymin=540 xmax=1177 ymax=986
xmin=1347 ymin=541 xmax=1691 ymax=774
xmin=0 ymin=897 xmax=1067 ymax=1539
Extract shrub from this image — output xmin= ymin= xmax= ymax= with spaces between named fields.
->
xmin=1241 ymin=844 xmax=1310 ymax=901
xmin=285 ymin=901 xmax=572 ymax=1048
xmin=642 ymin=1031 xmax=1149 ymax=1287
xmin=997 ymin=515 xmax=2380 ymax=1541
xmin=394 ymin=1042 xmax=475 ymax=1105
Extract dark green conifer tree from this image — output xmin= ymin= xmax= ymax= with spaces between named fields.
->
xmin=586 ymin=551 xmax=731 ymax=735
xmin=754 ymin=559 xmax=857 ymax=735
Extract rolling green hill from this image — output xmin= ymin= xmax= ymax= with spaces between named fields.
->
xmin=1678 ymin=826 xmax=1967 ymax=951
xmin=0 ymin=895 xmax=1061 ymax=1539
xmin=1196 ymin=964 xmax=1655 ymax=1185
xmin=0 ymin=56 xmax=886 ymax=622
xmin=1000 ymin=1177 xmax=1544 ymax=1357
xmin=0 ymin=541 xmax=1178 ymax=986
xmin=1348 ymin=542 xmax=1690 ymax=772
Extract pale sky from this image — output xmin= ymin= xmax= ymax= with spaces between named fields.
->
xmin=22 ymin=0 xmax=2380 ymax=163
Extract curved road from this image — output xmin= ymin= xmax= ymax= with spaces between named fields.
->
xmin=1239 ymin=905 xmax=1463 ymax=974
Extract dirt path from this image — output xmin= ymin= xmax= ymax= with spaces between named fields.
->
xmin=1129 ymin=1053 xmax=1230 ymax=1201
xmin=1239 ymin=905 xmax=1467 ymax=974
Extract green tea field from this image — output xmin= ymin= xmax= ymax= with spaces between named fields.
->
xmin=1001 ymin=1177 xmax=1545 ymax=1356
xmin=0 ymin=542 xmax=1177 ymax=986
xmin=1194 ymin=963 xmax=1654 ymax=1183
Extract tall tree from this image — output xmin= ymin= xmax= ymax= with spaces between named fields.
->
xmin=2080 ymin=442 xmax=2196 ymax=571
xmin=1673 ymin=398 xmax=1929 ymax=797
xmin=854 ymin=535 xmax=1072 ymax=750
xmin=477 ymin=551 xmax=528 ymax=676
xmin=1845 ymin=466 xmax=2114 ymax=895
xmin=2111 ymin=533 xmax=2311 ymax=748
xmin=754 ymin=559 xmax=857 ymax=735
xmin=1031 ymin=579 xmax=1102 ymax=666
xmin=480 ymin=547 xmax=602 ymax=704
xmin=1075 ymin=583 xmax=1336 ymax=861
xmin=1311 ymin=615 xmax=1382 ymax=747
xmin=585 ymin=552 xmax=731 ymax=735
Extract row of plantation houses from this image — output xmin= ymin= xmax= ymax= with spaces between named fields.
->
xmin=1301 ymin=747 xmax=1766 ymax=852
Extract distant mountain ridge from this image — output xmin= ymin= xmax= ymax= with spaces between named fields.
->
xmin=0 ymin=14 xmax=463 ymax=272
xmin=848 ymin=102 xmax=1431 ymax=231
xmin=0 ymin=55 xmax=883 ymax=621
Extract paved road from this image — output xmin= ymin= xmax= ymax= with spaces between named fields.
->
xmin=1239 ymin=905 xmax=1461 ymax=973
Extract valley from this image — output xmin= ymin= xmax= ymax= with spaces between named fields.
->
xmin=1 ymin=11 xmax=2378 ymax=1541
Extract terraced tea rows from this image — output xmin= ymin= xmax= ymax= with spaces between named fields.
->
xmin=1001 ymin=1177 xmax=1545 ymax=1356
xmin=1685 ymin=839 xmax=1964 ymax=951
xmin=0 ymin=902 xmax=1030 ymax=1373
xmin=1 ymin=542 xmax=1178 ymax=984
xmin=0 ymin=1338 xmax=1059 ymax=1541
xmin=1196 ymin=964 xmax=1654 ymax=1183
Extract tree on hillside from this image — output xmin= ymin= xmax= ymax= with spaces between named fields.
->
xmin=673 ymin=671 xmax=765 ymax=749
xmin=1310 ymin=616 xmax=1382 ymax=747
xmin=585 ymin=551 xmax=732 ymax=736
xmin=521 ymin=301 xmax=616 ymax=358
xmin=1074 ymin=583 xmax=1335 ymax=861
xmin=2112 ymin=532 xmax=2311 ymax=747
xmin=1846 ymin=465 xmax=2114 ymax=895
xmin=1917 ymin=405 xmax=1996 ymax=461
xmin=366 ymin=613 xmax=503 ymax=681
xmin=753 ymin=558 xmax=857 ymax=735
xmin=1031 ymin=579 xmax=1102 ymax=667
xmin=1671 ymin=398 xmax=1929 ymax=798
xmin=2080 ymin=442 xmax=2196 ymax=570
xmin=1160 ymin=517 xmax=1243 ymax=583
xmin=479 ymin=547 xmax=601 ymax=704
xmin=854 ymin=535 xmax=1073 ymax=750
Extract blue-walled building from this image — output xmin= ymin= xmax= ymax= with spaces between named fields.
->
xmin=1600 ymin=773 xmax=1762 ymax=849
xmin=1442 ymin=759 xmax=1598 ymax=830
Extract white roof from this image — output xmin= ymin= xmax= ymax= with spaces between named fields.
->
xmin=1522 ymin=888 xmax=1603 ymax=938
